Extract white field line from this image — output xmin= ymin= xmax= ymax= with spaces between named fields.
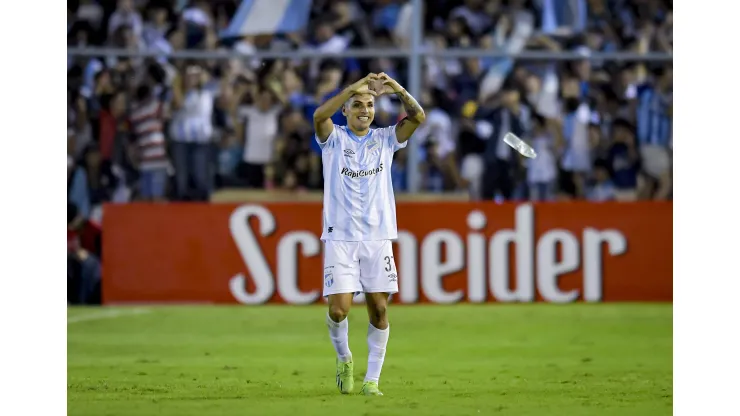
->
xmin=67 ymin=308 xmax=151 ymax=324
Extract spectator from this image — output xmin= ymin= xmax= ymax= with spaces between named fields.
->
xmin=142 ymin=3 xmax=173 ymax=52
xmin=76 ymin=0 xmax=104 ymax=33
xmin=458 ymin=100 xmax=487 ymax=199
xmin=587 ymin=158 xmax=617 ymax=202
xmin=391 ymin=149 xmax=408 ymax=193
xmin=79 ymin=144 xmax=117 ymax=215
xmin=182 ymin=1 xmax=213 ymax=48
xmin=452 ymin=57 xmax=484 ymax=107
xmin=306 ymin=16 xmax=350 ymax=79
xmin=169 ymin=65 xmax=215 ymax=201
xmin=68 ymin=89 xmax=91 ymax=157
xmin=236 ymin=87 xmax=284 ymax=189
xmin=96 ymin=89 xmax=127 ymax=163
xmin=68 ymin=156 xmax=90 ymax=224
xmin=527 ymin=113 xmax=558 ymax=201
xmin=129 ymin=84 xmax=169 ymax=200
xmin=108 ymin=0 xmax=144 ymax=40
xmin=68 ymin=202 xmax=101 ymax=305
xmin=414 ymin=90 xmax=466 ymax=191
xmin=477 ymin=82 xmax=526 ymax=201
xmin=305 ymin=60 xmax=349 ymax=156
xmin=607 ymin=118 xmax=641 ymax=201
xmin=558 ymin=75 xmax=594 ymax=199
xmin=274 ymin=108 xmax=316 ymax=190
xmin=372 ymin=0 xmax=402 ymax=33
xmin=636 ymin=65 xmax=672 ymax=200
xmin=450 ymin=0 xmax=493 ymax=36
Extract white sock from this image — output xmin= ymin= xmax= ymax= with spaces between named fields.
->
xmin=326 ymin=313 xmax=352 ymax=362
xmin=364 ymin=323 xmax=389 ymax=383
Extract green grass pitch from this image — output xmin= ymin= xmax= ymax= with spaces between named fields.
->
xmin=68 ymin=304 xmax=672 ymax=415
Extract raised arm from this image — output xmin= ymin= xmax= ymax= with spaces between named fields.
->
xmin=313 ymin=73 xmax=378 ymax=142
xmin=377 ymin=73 xmax=426 ymax=142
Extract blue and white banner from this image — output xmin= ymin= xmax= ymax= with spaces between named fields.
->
xmin=221 ymin=0 xmax=313 ymax=38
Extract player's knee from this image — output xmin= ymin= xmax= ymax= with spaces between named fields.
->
xmin=370 ymin=303 xmax=387 ymax=325
xmin=328 ymin=304 xmax=349 ymax=322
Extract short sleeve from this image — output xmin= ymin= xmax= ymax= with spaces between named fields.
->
xmin=315 ymin=124 xmax=339 ymax=151
xmin=385 ymin=125 xmax=408 ymax=152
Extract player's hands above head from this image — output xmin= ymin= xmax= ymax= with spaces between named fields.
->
xmin=371 ymin=72 xmax=403 ymax=95
xmin=350 ymin=73 xmax=380 ymax=96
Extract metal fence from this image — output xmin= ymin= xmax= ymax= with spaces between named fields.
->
xmin=66 ymin=0 xmax=672 ymax=192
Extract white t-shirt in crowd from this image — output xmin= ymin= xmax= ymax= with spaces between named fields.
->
xmin=527 ymin=133 xmax=557 ymax=184
xmin=238 ymin=105 xmax=282 ymax=165
xmin=561 ymin=103 xmax=592 ymax=172
xmin=413 ymin=108 xmax=455 ymax=159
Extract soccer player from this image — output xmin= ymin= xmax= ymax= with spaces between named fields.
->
xmin=313 ymin=73 xmax=425 ymax=396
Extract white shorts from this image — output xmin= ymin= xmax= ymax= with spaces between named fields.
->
xmin=322 ymin=240 xmax=399 ymax=297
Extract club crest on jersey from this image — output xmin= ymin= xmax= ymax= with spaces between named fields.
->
xmin=324 ymin=266 xmax=334 ymax=287
xmin=366 ymin=139 xmax=379 ymax=152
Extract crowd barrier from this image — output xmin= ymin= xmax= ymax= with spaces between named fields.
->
xmin=102 ymin=201 xmax=672 ymax=304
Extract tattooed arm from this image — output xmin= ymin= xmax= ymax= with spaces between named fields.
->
xmin=377 ymin=73 xmax=426 ymax=142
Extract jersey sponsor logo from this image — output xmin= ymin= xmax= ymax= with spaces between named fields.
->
xmin=340 ymin=163 xmax=384 ymax=179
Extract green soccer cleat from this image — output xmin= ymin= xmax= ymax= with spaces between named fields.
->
xmin=360 ymin=381 xmax=383 ymax=396
xmin=335 ymin=359 xmax=354 ymax=394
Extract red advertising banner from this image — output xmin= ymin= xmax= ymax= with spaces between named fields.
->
xmin=102 ymin=202 xmax=672 ymax=304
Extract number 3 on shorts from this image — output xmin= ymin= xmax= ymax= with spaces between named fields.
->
xmin=383 ymin=255 xmax=393 ymax=272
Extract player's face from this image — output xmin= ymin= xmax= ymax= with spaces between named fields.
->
xmin=343 ymin=94 xmax=375 ymax=132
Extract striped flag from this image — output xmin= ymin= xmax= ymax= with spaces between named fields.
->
xmin=221 ymin=0 xmax=313 ymax=38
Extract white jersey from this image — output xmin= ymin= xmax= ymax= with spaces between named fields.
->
xmin=316 ymin=124 xmax=407 ymax=241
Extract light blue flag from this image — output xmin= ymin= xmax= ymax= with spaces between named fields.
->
xmin=221 ymin=0 xmax=313 ymax=38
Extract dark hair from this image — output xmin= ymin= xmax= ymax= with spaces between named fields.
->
xmin=373 ymin=28 xmax=393 ymax=40
xmin=68 ymin=202 xmax=79 ymax=225
xmin=68 ymin=65 xmax=84 ymax=80
xmin=602 ymin=86 xmax=619 ymax=103
xmin=314 ymin=15 xmax=335 ymax=28
xmin=147 ymin=62 xmax=167 ymax=84
xmin=136 ymin=84 xmax=152 ymax=101
xmin=257 ymin=86 xmax=275 ymax=99
xmin=320 ymin=59 xmax=344 ymax=72
xmin=593 ymin=158 xmax=610 ymax=170
xmin=650 ymin=65 xmax=669 ymax=79
xmin=429 ymin=88 xmax=447 ymax=108
xmin=612 ymin=118 xmax=634 ymax=134
xmin=100 ymin=89 xmax=126 ymax=111
xmin=93 ymin=68 xmax=109 ymax=84
xmin=77 ymin=143 xmax=101 ymax=171
xmin=501 ymin=76 xmax=518 ymax=92
xmin=166 ymin=26 xmax=180 ymax=40
xmin=531 ymin=112 xmax=546 ymax=127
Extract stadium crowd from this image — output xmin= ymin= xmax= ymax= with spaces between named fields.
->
xmin=67 ymin=0 xmax=672 ymax=302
